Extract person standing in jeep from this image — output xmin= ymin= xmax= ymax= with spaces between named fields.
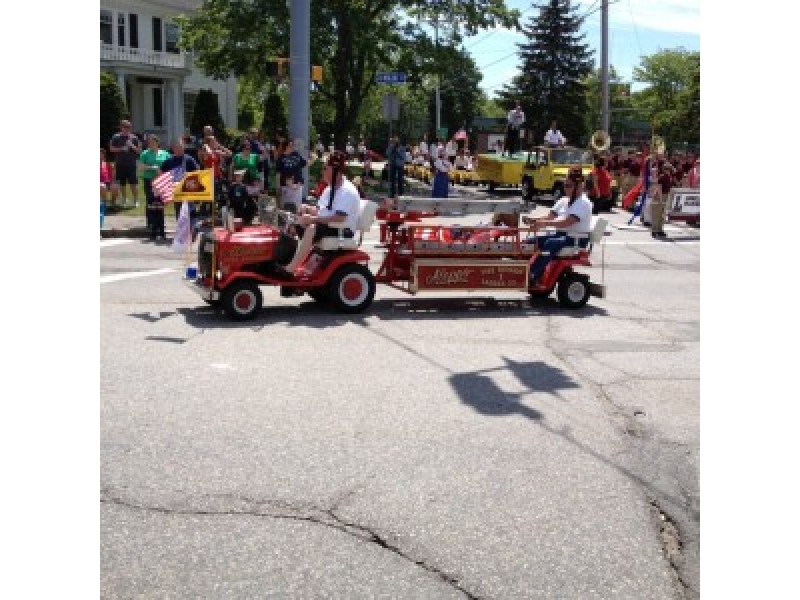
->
xmin=109 ymin=120 xmax=142 ymax=208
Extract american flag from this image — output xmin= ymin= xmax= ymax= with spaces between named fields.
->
xmin=152 ymin=167 xmax=183 ymax=203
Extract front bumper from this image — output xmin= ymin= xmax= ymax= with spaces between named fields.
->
xmin=183 ymin=277 xmax=220 ymax=301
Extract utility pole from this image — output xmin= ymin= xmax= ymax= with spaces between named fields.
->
xmin=434 ymin=16 xmax=441 ymax=134
xmin=601 ymin=0 xmax=609 ymax=134
xmin=289 ymin=0 xmax=310 ymax=195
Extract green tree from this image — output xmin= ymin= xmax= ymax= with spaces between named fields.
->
xmin=190 ymin=89 xmax=226 ymax=140
xmin=496 ymin=0 xmax=594 ymax=146
xmin=631 ymin=48 xmax=699 ymax=146
xmin=178 ymin=0 xmax=518 ymax=150
xmin=100 ymin=72 xmax=128 ymax=149
xmin=425 ymin=46 xmax=484 ymax=140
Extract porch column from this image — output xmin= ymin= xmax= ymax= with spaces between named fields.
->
xmin=116 ymin=71 xmax=127 ymax=107
xmin=167 ymin=79 xmax=184 ymax=143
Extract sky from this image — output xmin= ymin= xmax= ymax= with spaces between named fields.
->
xmin=459 ymin=0 xmax=701 ymax=96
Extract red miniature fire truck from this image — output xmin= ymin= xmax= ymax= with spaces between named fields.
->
xmin=185 ymin=197 xmax=607 ymax=321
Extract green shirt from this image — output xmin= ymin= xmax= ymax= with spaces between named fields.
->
xmin=139 ymin=149 xmax=171 ymax=180
xmin=232 ymin=153 xmax=261 ymax=180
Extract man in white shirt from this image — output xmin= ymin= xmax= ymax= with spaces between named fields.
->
xmin=281 ymin=151 xmax=361 ymax=276
xmin=446 ymin=139 xmax=458 ymax=163
xmin=418 ymin=134 xmax=429 ymax=162
xmin=523 ymin=167 xmax=593 ymax=283
xmin=504 ymin=102 xmax=526 ymax=157
xmin=544 ymin=121 xmax=566 ymax=147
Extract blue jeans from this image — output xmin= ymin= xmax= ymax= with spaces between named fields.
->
xmin=529 ymin=233 xmax=589 ymax=280
xmin=389 ymin=165 xmax=404 ymax=197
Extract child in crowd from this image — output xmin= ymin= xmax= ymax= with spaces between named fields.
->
xmin=227 ymin=169 xmax=257 ymax=225
xmin=100 ymin=148 xmax=114 ymax=205
xmin=281 ymin=175 xmax=304 ymax=214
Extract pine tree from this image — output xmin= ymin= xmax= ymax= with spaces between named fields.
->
xmin=497 ymin=0 xmax=593 ymax=147
xmin=190 ymin=89 xmax=226 ymax=140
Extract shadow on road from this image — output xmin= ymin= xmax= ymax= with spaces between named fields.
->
xmin=167 ymin=296 xmax=608 ymax=331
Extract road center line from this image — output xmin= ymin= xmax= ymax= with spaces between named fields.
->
xmin=100 ymin=238 xmax=137 ymax=248
xmin=100 ymin=268 xmax=177 ymax=285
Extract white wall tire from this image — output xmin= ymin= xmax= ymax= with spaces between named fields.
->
xmin=557 ymin=273 xmax=590 ymax=309
xmin=222 ymin=280 xmax=263 ymax=321
xmin=328 ymin=265 xmax=376 ymax=314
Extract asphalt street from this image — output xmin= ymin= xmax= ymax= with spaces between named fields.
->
xmin=100 ymin=193 xmax=700 ymax=599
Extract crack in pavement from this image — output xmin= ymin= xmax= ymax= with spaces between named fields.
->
xmin=100 ymin=488 xmax=481 ymax=600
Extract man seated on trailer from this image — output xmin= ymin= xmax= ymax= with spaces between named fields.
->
xmin=522 ymin=167 xmax=593 ymax=284
xmin=279 ymin=150 xmax=360 ymax=276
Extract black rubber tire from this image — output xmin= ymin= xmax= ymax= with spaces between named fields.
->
xmin=326 ymin=264 xmax=376 ymax=314
xmin=488 ymin=181 xmax=497 ymax=192
xmin=221 ymin=279 xmax=263 ymax=321
xmin=557 ymin=272 xmax=590 ymax=309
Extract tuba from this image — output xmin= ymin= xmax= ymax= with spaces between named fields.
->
xmin=651 ymin=134 xmax=666 ymax=156
xmin=590 ymin=129 xmax=611 ymax=153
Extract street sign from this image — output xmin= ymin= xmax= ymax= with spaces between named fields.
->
xmin=376 ymin=72 xmax=407 ymax=84
xmin=437 ymin=127 xmax=448 ymax=141
xmin=383 ymin=93 xmax=399 ymax=121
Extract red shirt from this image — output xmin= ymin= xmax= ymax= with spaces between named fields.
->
xmin=593 ymin=167 xmax=612 ymax=196
xmin=202 ymin=150 xmax=222 ymax=179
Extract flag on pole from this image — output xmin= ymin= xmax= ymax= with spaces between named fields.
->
xmin=172 ymin=200 xmax=192 ymax=254
xmin=152 ymin=167 xmax=183 ymax=203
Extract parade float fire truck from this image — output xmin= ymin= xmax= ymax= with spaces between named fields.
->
xmin=185 ymin=197 xmax=608 ymax=321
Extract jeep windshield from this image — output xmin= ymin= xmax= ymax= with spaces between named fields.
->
xmin=550 ymin=149 xmax=590 ymax=165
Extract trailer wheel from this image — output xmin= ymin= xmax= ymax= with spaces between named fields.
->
xmin=557 ymin=273 xmax=590 ymax=309
xmin=222 ymin=279 xmax=263 ymax=320
xmin=488 ymin=181 xmax=497 ymax=192
xmin=327 ymin=264 xmax=376 ymax=313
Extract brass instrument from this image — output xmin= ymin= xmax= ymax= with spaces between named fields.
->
xmin=590 ymin=129 xmax=611 ymax=153
xmin=651 ymin=134 xmax=666 ymax=156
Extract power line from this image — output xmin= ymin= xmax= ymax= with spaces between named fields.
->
xmin=625 ymin=0 xmax=644 ymax=60
xmin=464 ymin=6 xmax=536 ymax=51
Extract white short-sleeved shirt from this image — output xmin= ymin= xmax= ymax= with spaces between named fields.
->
xmin=446 ymin=141 xmax=458 ymax=156
xmin=551 ymin=194 xmax=593 ymax=236
xmin=435 ymin=158 xmax=452 ymax=173
xmin=544 ymin=129 xmax=565 ymax=145
xmin=317 ymin=177 xmax=361 ymax=232
xmin=508 ymin=109 xmax=525 ymax=128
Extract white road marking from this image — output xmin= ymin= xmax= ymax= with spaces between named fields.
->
xmin=360 ymin=239 xmax=698 ymax=247
xmin=210 ymin=363 xmax=236 ymax=371
xmin=100 ymin=268 xmax=177 ymax=285
xmin=100 ymin=238 xmax=136 ymax=248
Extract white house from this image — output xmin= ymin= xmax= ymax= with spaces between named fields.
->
xmin=100 ymin=0 xmax=237 ymax=144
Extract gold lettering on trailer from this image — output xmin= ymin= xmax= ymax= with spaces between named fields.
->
xmin=425 ymin=268 xmax=474 ymax=286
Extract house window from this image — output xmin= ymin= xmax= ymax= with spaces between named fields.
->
xmin=165 ymin=23 xmax=179 ymax=54
xmin=129 ymin=14 xmax=139 ymax=48
xmin=184 ymin=91 xmax=198 ymax=131
xmin=117 ymin=13 xmax=125 ymax=47
xmin=100 ymin=10 xmax=113 ymax=44
xmin=152 ymin=17 xmax=162 ymax=51
xmin=153 ymin=87 xmax=163 ymax=128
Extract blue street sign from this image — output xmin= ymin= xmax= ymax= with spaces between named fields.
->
xmin=376 ymin=72 xmax=407 ymax=84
